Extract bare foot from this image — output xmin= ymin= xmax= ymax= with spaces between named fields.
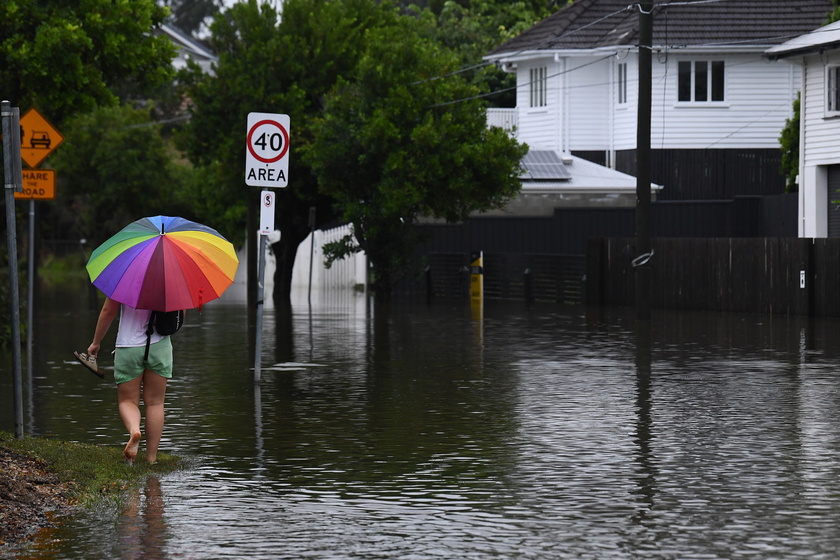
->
xmin=124 ymin=431 xmax=142 ymax=465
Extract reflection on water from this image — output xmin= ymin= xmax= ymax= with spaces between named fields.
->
xmin=117 ymin=476 xmax=167 ymax=560
xmin=4 ymin=277 xmax=840 ymax=558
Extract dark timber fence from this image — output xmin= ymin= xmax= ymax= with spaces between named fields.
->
xmin=413 ymin=252 xmax=586 ymax=304
xmin=403 ymin=238 xmax=839 ymax=317
xmin=397 ymin=194 xmax=811 ymax=313
xmin=586 ymin=237 xmax=840 ymax=317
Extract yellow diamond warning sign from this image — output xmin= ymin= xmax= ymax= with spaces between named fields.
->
xmin=19 ymin=108 xmax=63 ymax=168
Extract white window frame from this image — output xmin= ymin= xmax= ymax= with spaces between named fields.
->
xmin=617 ymin=62 xmax=628 ymax=105
xmin=826 ymin=65 xmax=840 ymax=117
xmin=677 ymin=60 xmax=725 ymax=103
xmin=529 ymin=66 xmax=547 ymax=108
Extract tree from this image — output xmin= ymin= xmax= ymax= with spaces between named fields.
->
xmin=423 ymin=0 xmax=558 ymax=108
xmin=177 ymin=0 xmax=540 ymax=302
xmin=307 ymin=15 xmax=526 ymax=298
xmin=159 ymin=0 xmax=224 ymax=37
xmin=0 ymin=0 xmax=177 ymax=257
xmin=779 ymin=93 xmax=799 ymax=193
xmin=0 ymin=0 xmax=175 ymax=126
xmin=178 ymin=0 xmax=396 ymax=304
xmin=829 ymin=0 xmax=840 ymax=24
xmin=50 ymin=104 xmax=193 ymax=247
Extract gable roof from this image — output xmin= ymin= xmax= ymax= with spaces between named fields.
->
xmin=489 ymin=0 xmax=834 ymax=58
xmin=765 ymin=19 xmax=840 ymax=59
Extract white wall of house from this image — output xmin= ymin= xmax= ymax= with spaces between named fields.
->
xmin=795 ymin=54 xmax=840 ymax=237
xmin=511 ymin=50 xmax=801 ymax=156
xmin=567 ymin=57 xmax=612 ymax=151
xmin=646 ymin=53 xmax=799 ymax=150
xmin=612 ymin=55 xmax=638 ymax=154
xmin=515 ymin=56 xmax=564 ymax=152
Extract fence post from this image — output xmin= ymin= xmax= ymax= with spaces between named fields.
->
xmin=524 ymin=268 xmax=533 ymax=303
xmin=460 ymin=265 xmax=470 ymax=300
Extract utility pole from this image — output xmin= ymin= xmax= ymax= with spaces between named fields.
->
xmin=635 ymin=1 xmax=653 ymax=321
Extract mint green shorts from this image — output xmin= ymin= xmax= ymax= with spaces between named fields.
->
xmin=113 ymin=337 xmax=173 ymax=385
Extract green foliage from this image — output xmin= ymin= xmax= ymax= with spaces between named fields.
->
xmin=827 ymin=0 xmax=840 ymax=24
xmin=175 ymin=0 xmax=542 ymax=298
xmin=177 ymin=0 xmax=396 ymax=268
xmin=779 ymin=93 xmax=800 ymax=194
xmin=307 ymin=14 xmax=526 ymax=295
xmin=423 ymin=0 xmax=554 ymax=107
xmin=0 ymin=0 xmax=175 ymax=125
xmin=160 ymin=0 xmax=224 ymax=36
xmin=0 ymin=0 xmax=180 ymax=280
xmin=50 ymin=104 xmax=193 ymax=247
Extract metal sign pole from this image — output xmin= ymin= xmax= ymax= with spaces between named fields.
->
xmin=254 ymin=190 xmax=275 ymax=383
xmin=245 ymin=113 xmax=288 ymax=383
xmin=2 ymin=100 xmax=24 ymax=438
xmin=308 ymin=206 xmax=315 ymax=306
xmin=254 ymin=232 xmax=266 ymax=383
xmin=27 ymin=200 xmax=34 ymax=389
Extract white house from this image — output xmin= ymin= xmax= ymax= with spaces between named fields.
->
xmin=158 ymin=23 xmax=218 ymax=75
xmin=765 ymin=20 xmax=840 ymax=238
xmin=485 ymin=0 xmax=834 ymax=202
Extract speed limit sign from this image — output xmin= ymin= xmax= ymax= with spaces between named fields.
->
xmin=245 ymin=112 xmax=289 ymax=187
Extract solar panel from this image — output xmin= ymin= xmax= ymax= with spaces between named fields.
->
xmin=520 ymin=150 xmax=572 ymax=180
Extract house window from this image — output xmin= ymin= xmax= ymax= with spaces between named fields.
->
xmin=530 ymin=66 xmax=547 ymax=108
xmin=827 ymin=66 xmax=840 ymax=115
xmin=618 ymin=62 xmax=628 ymax=104
xmin=678 ymin=60 xmax=724 ymax=102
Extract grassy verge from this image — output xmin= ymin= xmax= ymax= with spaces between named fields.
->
xmin=0 ymin=430 xmax=180 ymax=506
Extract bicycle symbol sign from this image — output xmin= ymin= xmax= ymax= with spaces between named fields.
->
xmin=245 ymin=112 xmax=289 ymax=187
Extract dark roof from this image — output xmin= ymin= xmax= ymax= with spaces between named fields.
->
xmin=488 ymin=0 xmax=834 ymax=58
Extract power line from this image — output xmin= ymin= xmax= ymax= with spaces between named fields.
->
xmin=427 ymin=55 xmax=614 ymax=108
xmin=412 ymin=4 xmax=636 ymax=87
xmin=415 ymin=0 xmax=748 ymax=87
xmin=426 ymin=1 xmax=821 ymax=108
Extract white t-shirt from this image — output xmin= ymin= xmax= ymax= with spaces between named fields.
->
xmin=115 ymin=305 xmax=165 ymax=347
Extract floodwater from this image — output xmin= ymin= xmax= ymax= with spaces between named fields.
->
xmin=4 ymin=276 xmax=840 ymax=559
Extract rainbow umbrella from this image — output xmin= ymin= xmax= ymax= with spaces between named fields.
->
xmin=86 ymin=216 xmax=239 ymax=312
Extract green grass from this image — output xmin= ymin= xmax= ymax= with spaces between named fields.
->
xmin=0 ymin=430 xmax=181 ymax=507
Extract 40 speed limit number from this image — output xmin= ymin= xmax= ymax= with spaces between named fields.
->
xmin=245 ymin=113 xmax=290 ymax=187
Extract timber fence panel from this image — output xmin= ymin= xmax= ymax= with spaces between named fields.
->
xmin=813 ymin=239 xmax=840 ymax=317
xmin=598 ymin=237 xmax=828 ymax=316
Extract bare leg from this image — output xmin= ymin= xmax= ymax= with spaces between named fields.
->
xmin=118 ymin=377 xmax=143 ymax=464
xmin=142 ymin=370 xmax=168 ymax=463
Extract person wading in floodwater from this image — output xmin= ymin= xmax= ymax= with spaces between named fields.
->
xmin=78 ymin=297 xmax=174 ymax=464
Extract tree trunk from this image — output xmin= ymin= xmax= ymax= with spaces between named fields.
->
xmin=270 ymin=185 xmax=339 ymax=304
xmin=271 ymin=234 xmax=302 ymax=305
